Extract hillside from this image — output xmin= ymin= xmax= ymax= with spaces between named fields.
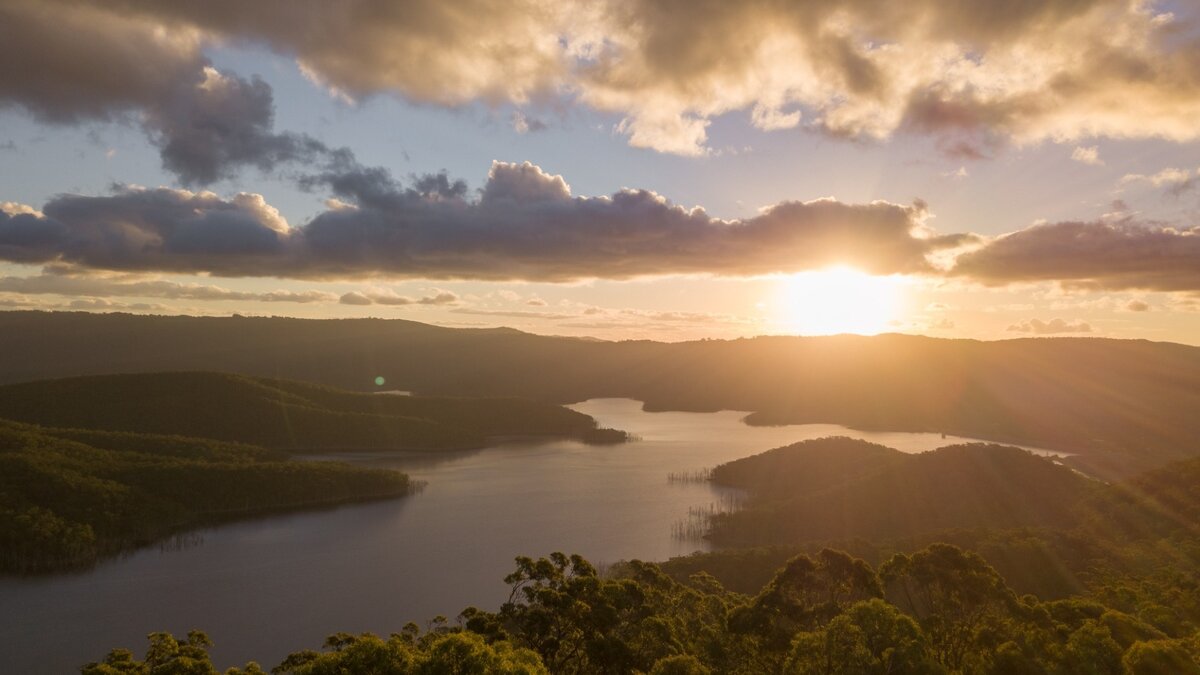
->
xmin=0 ymin=372 xmax=611 ymax=451
xmin=664 ymin=450 xmax=1200 ymax=610
xmin=707 ymin=438 xmax=1098 ymax=546
xmin=0 ymin=312 xmax=1196 ymax=476
xmin=0 ymin=420 xmax=412 ymax=573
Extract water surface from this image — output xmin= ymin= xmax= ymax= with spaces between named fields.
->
xmin=0 ymin=399 xmax=1063 ymax=672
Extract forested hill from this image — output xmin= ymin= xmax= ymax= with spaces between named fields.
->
xmin=1 ymin=311 xmax=1198 ymax=476
xmin=0 ymin=372 xmax=610 ymax=451
xmin=708 ymin=438 xmax=1097 ymax=546
xmin=0 ymin=420 xmax=412 ymax=574
xmin=679 ymin=437 xmax=1200 ymax=606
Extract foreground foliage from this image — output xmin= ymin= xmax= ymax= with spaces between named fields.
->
xmin=84 ymin=544 xmax=1200 ymax=674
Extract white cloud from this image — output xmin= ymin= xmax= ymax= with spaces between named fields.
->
xmin=1071 ymin=146 xmax=1102 ymax=165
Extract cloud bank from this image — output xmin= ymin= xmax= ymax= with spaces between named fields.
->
xmin=0 ymin=268 xmax=336 ymax=304
xmin=0 ymin=162 xmax=969 ymax=282
xmin=3 ymin=1 xmax=1199 ymax=158
xmin=3 ymin=158 xmax=1200 ymax=291
xmin=952 ymin=220 xmax=1200 ymax=292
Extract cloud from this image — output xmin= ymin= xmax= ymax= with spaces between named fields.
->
xmin=0 ymin=161 xmax=967 ymax=281
xmin=65 ymin=298 xmax=173 ymax=312
xmin=0 ymin=2 xmax=332 ymax=185
xmin=1125 ymin=299 xmax=1151 ymax=312
xmin=578 ymin=1 xmax=1200 ymax=153
xmin=0 ymin=292 xmax=179 ymax=313
xmin=512 ymin=111 xmax=548 ymax=134
xmin=451 ymin=308 xmax=578 ymax=320
xmin=1120 ymin=167 xmax=1196 ymax=189
xmin=0 ymin=1 xmax=202 ymax=122
xmin=146 ymin=67 xmax=332 ymax=186
xmin=297 ymin=160 xmax=969 ymax=280
xmin=1119 ymin=167 xmax=1200 ymax=198
xmin=338 ymin=289 xmax=459 ymax=306
xmin=0 ymin=186 xmax=292 ymax=273
xmin=950 ymin=220 xmax=1200 ymax=292
xmin=0 ymin=268 xmax=336 ymax=303
xmin=12 ymin=0 xmax=1200 ymax=156
xmin=450 ymin=303 xmax=747 ymax=326
xmin=1007 ymin=318 xmax=1093 ymax=335
xmin=1071 ymin=146 xmax=1102 ymax=166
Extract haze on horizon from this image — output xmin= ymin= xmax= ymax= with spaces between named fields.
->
xmin=1 ymin=0 xmax=1199 ymax=344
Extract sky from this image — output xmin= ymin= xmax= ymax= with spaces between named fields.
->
xmin=1 ymin=0 xmax=1199 ymax=343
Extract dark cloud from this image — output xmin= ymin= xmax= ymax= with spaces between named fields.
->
xmin=0 ymin=188 xmax=291 ymax=273
xmin=297 ymin=161 xmax=966 ymax=281
xmin=147 ymin=68 xmax=332 ymax=186
xmin=1007 ymin=318 xmax=1093 ymax=335
xmin=951 ymin=220 xmax=1200 ymax=292
xmin=0 ymin=2 xmax=333 ymax=185
xmin=0 ymin=162 xmax=969 ymax=282
xmin=0 ymin=208 xmax=68 ymax=263
xmin=0 ymin=1 xmax=202 ymax=122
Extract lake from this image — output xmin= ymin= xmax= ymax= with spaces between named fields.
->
xmin=0 ymin=399 xmax=1065 ymax=672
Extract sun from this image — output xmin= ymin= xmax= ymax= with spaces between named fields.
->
xmin=772 ymin=266 xmax=907 ymax=335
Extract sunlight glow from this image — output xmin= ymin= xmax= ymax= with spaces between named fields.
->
xmin=772 ymin=266 xmax=907 ymax=335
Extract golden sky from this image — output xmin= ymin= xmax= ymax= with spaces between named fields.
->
xmin=0 ymin=0 xmax=1198 ymax=343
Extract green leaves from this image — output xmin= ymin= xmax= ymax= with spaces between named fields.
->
xmin=81 ymin=545 xmax=1200 ymax=674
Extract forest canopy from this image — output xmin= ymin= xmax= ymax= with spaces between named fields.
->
xmin=0 ymin=420 xmax=412 ymax=573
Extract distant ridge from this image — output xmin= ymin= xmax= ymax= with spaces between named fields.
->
xmin=1 ymin=311 xmax=1197 ymax=476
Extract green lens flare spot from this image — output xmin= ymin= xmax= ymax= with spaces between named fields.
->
xmin=374 ymin=376 xmax=385 ymax=386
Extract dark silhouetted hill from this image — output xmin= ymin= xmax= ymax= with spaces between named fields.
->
xmin=708 ymin=438 xmax=1097 ymax=546
xmin=0 ymin=371 xmax=606 ymax=451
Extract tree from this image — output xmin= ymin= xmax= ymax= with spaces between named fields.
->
xmin=880 ymin=544 xmax=1018 ymax=671
xmin=733 ymin=550 xmax=882 ymax=650
xmin=785 ymin=599 xmax=942 ymax=675
xmin=1122 ymin=640 xmax=1200 ymax=675
xmin=81 ymin=631 xmax=266 ymax=675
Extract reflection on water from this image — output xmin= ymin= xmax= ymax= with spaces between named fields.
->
xmin=0 ymin=398 xmax=1063 ymax=672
